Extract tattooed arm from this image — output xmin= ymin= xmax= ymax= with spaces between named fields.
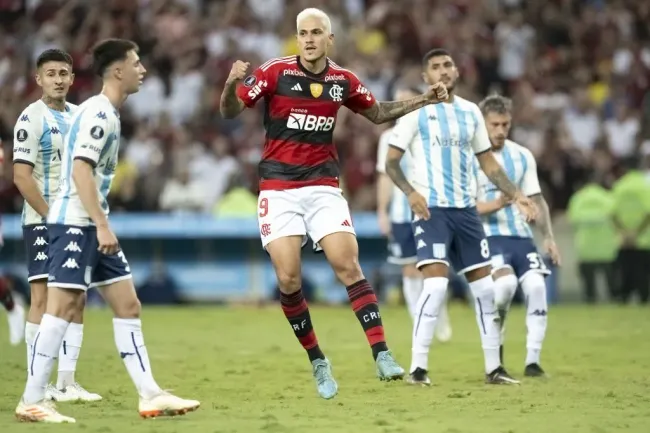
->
xmin=385 ymin=146 xmax=416 ymax=196
xmin=360 ymin=95 xmax=430 ymax=124
xmin=475 ymin=151 xmax=520 ymax=200
xmin=219 ymin=79 xmax=246 ymax=119
xmin=529 ymin=194 xmax=554 ymax=240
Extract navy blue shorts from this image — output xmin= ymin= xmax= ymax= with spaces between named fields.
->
xmin=412 ymin=207 xmax=491 ymax=274
xmin=23 ymin=224 xmax=50 ymax=281
xmin=387 ymin=222 xmax=417 ymax=265
xmin=487 ymin=236 xmax=551 ymax=281
xmin=47 ymin=224 xmax=132 ymax=291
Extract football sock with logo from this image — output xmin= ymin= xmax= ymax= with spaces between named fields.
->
xmin=0 ymin=277 xmax=15 ymax=311
xmin=468 ymin=276 xmax=501 ymax=374
xmin=57 ymin=323 xmax=83 ymax=389
xmin=25 ymin=322 xmax=40 ymax=374
xmin=346 ymin=279 xmax=388 ymax=359
xmin=113 ymin=318 xmax=162 ymax=399
xmin=402 ymin=276 xmax=423 ymax=319
xmin=23 ymin=314 xmax=68 ymax=404
xmin=521 ymin=273 xmax=548 ymax=365
xmin=494 ymin=274 xmax=518 ymax=344
xmin=280 ymin=290 xmax=325 ymax=362
xmin=410 ymin=277 xmax=447 ymax=372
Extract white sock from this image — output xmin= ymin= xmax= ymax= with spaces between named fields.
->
xmin=57 ymin=323 xmax=83 ymax=389
xmin=468 ymin=276 xmax=501 ymax=374
xmin=410 ymin=277 xmax=448 ymax=373
xmin=494 ymin=274 xmax=518 ymax=344
xmin=113 ymin=318 xmax=162 ymax=399
xmin=25 ymin=322 xmax=40 ymax=374
xmin=22 ymin=314 xmax=69 ymax=404
xmin=402 ymin=276 xmax=423 ymax=319
xmin=521 ymin=273 xmax=548 ymax=366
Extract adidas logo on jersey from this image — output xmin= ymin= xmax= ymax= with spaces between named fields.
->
xmin=291 ymin=83 xmax=303 ymax=91
xmin=34 ymin=252 xmax=48 ymax=261
xmin=66 ymin=228 xmax=83 ymax=235
xmin=64 ymin=241 xmax=82 ymax=252
xmin=62 ymin=258 xmax=79 ymax=269
xmin=33 ymin=237 xmax=47 ymax=246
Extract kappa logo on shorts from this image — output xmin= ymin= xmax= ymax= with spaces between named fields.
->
xmin=413 ymin=226 xmax=424 ymax=236
xmin=33 ymin=237 xmax=47 ymax=246
xmin=34 ymin=252 xmax=48 ymax=261
xmin=62 ymin=258 xmax=79 ymax=269
xmin=417 ymin=239 xmax=426 ymax=249
xmin=66 ymin=228 xmax=83 ymax=235
xmin=64 ymin=241 xmax=82 ymax=252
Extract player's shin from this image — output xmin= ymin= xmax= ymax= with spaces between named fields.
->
xmin=113 ymin=318 xmax=162 ymax=399
xmin=402 ymin=274 xmax=423 ymax=319
xmin=25 ymin=322 xmax=40 ymax=373
xmin=493 ymin=273 xmax=518 ymax=351
xmin=57 ymin=323 xmax=83 ymax=389
xmin=410 ymin=277 xmax=447 ymax=373
xmin=468 ymin=275 xmax=501 ymax=374
xmin=280 ymin=289 xmax=324 ymax=361
xmin=521 ymin=273 xmax=548 ymax=366
xmin=346 ymin=279 xmax=388 ymax=358
xmin=23 ymin=314 xmax=69 ymax=404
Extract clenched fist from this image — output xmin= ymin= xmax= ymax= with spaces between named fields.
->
xmin=426 ymin=82 xmax=448 ymax=103
xmin=226 ymin=60 xmax=250 ymax=84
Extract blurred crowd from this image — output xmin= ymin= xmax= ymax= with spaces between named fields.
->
xmin=0 ymin=0 xmax=649 ymax=216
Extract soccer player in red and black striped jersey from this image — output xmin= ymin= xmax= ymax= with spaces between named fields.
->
xmin=220 ymin=7 xmax=448 ymax=400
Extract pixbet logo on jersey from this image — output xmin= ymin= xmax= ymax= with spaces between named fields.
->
xmin=286 ymin=113 xmax=335 ymax=132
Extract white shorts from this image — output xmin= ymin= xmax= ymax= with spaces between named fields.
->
xmin=257 ymin=186 xmax=356 ymax=250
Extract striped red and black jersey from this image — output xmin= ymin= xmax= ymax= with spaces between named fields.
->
xmin=236 ymin=55 xmax=377 ymax=191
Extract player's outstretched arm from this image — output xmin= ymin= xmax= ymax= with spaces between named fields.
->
xmin=476 ymin=150 xmax=537 ymax=221
xmin=359 ymin=83 xmax=448 ymax=124
xmin=219 ymin=60 xmax=250 ymax=119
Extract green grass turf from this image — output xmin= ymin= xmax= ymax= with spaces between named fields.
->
xmin=1 ymin=304 xmax=649 ymax=432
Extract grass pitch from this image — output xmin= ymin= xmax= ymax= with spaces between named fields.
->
xmin=1 ymin=304 xmax=649 ymax=433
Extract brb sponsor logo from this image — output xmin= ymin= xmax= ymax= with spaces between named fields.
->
xmin=287 ymin=111 xmax=335 ymax=132
xmin=247 ymin=80 xmax=268 ymax=99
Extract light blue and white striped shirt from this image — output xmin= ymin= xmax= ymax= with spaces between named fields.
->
xmin=13 ymin=100 xmax=77 ymax=225
xmin=474 ymin=139 xmax=541 ymax=238
xmin=48 ymin=94 xmax=121 ymax=226
xmin=388 ymin=96 xmax=491 ymax=209
xmin=376 ymin=128 xmax=412 ymax=224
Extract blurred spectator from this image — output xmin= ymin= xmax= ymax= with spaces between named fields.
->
xmin=0 ymin=0 xmax=648 ymax=217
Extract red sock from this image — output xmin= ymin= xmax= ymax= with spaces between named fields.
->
xmin=346 ymin=279 xmax=388 ymax=359
xmin=280 ymin=290 xmax=324 ymax=362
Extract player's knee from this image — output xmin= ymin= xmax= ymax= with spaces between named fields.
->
xmin=29 ymin=283 xmax=48 ymax=316
xmin=114 ymin=297 xmax=141 ymax=319
xmin=521 ymin=273 xmax=546 ymax=298
xmin=332 ymin=259 xmax=364 ymax=286
xmin=494 ymin=274 xmax=518 ymax=308
xmin=402 ymin=264 xmax=420 ymax=278
xmin=46 ymin=288 xmax=83 ymax=322
xmin=275 ymin=271 xmax=302 ymax=293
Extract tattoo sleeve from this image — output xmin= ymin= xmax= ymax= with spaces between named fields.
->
xmin=219 ymin=80 xmax=245 ymax=119
xmin=530 ymin=194 xmax=554 ymax=239
xmin=360 ymin=95 xmax=429 ymax=124
xmin=385 ymin=147 xmax=416 ymax=196
xmin=477 ymin=151 xmax=518 ymax=199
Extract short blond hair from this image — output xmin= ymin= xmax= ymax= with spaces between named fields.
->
xmin=296 ymin=8 xmax=332 ymax=35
